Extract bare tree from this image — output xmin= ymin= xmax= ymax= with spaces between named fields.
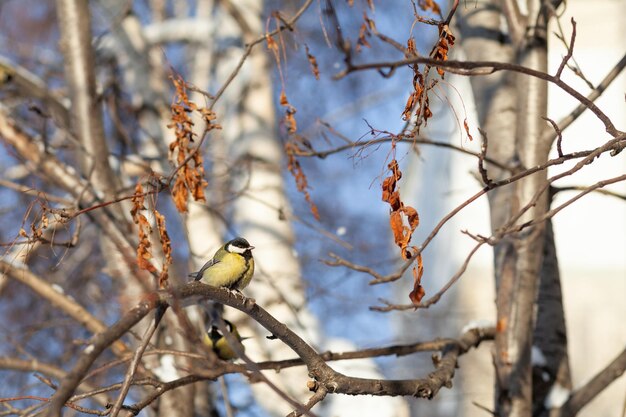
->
xmin=0 ymin=1 xmax=624 ymax=417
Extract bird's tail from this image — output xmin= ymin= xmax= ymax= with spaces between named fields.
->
xmin=205 ymin=301 xmax=225 ymax=326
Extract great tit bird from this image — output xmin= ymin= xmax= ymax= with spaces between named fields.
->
xmin=202 ymin=320 xmax=245 ymax=360
xmin=189 ymin=237 xmax=255 ymax=290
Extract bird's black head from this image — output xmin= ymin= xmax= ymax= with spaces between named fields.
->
xmin=226 ymin=237 xmax=254 ymax=254
xmin=208 ymin=326 xmax=222 ymax=343
xmin=208 ymin=319 xmax=235 ymax=341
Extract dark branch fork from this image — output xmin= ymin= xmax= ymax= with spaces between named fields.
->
xmin=44 ymin=283 xmax=494 ymax=416
xmin=41 ymin=283 xmax=623 ymax=416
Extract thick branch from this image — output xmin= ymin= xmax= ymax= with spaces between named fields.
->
xmin=45 ymin=283 xmax=494 ymax=416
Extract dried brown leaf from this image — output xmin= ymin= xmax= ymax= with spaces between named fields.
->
xmin=356 ymin=13 xmax=374 ymax=52
xmin=285 ymin=142 xmax=320 ymax=220
xmin=167 ymin=73 xmax=210 ymax=213
xmin=408 ymin=260 xmax=425 ymax=306
xmin=464 ymin=118 xmax=473 ymax=141
xmin=305 ymin=44 xmax=320 ymax=80
xmin=402 ymin=205 xmax=420 ymax=231
xmin=382 ymin=159 xmax=426 ymax=303
xmin=155 ymin=210 xmax=171 ymax=289
xmin=266 ymin=34 xmax=278 ymax=54
xmin=418 ymin=0 xmax=441 ymax=16
xmin=431 ymin=24 xmax=456 ymax=77
xmin=406 ymin=38 xmax=417 ymax=57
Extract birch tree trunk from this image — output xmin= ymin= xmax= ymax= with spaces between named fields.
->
xmin=458 ymin=1 xmax=571 ymax=415
xmin=210 ymin=3 xmax=324 ymax=413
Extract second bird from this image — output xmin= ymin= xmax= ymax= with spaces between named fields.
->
xmin=203 ymin=320 xmax=245 ymax=360
xmin=189 ymin=237 xmax=255 ymax=290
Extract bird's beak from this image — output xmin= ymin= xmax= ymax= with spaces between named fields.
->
xmin=249 ymin=246 xmax=255 ymax=250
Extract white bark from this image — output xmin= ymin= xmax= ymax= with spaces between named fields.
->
xmin=209 ymin=4 xmax=323 ymax=412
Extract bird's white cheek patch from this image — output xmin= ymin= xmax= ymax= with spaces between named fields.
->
xmin=228 ymin=244 xmax=248 ymax=254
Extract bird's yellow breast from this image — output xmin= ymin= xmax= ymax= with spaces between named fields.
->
xmin=201 ymin=252 xmax=253 ymax=289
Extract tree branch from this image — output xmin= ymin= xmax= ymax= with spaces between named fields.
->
xmin=45 ymin=283 xmax=495 ymax=416
xmin=0 ymin=260 xmax=129 ymax=356
xmin=334 ymin=56 xmax=622 ymax=138
xmin=548 ymin=347 xmax=626 ymax=417
xmin=542 ymin=52 xmax=626 ymax=143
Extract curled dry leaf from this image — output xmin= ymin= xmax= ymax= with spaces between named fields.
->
xmin=401 ymin=63 xmax=432 ymax=128
xmin=464 ymin=118 xmax=474 ymax=141
xmin=381 ymin=158 xmax=425 ymax=306
xmin=280 ymin=90 xmax=298 ymax=134
xmin=41 ymin=211 xmax=49 ymax=229
xmin=285 ymin=142 xmax=320 ymax=220
xmin=167 ymin=73 xmax=214 ymax=213
xmin=356 ymin=13 xmax=373 ymax=52
xmin=154 ymin=210 xmax=171 ymax=289
xmin=431 ymin=24 xmax=455 ymax=77
xmin=267 ymin=23 xmax=316 ymax=219
xmin=408 ymin=261 xmax=425 ymax=305
xmin=130 ymin=183 xmax=156 ymax=273
xmin=406 ymin=38 xmax=417 ymax=57
xmin=305 ymin=44 xmax=320 ymax=80
xmin=418 ymin=0 xmax=442 ymax=16
xmin=402 ymin=23 xmax=454 ymax=128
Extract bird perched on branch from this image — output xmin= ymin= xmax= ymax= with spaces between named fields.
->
xmin=203 ymin=320 xmax=245 ymax=360
xmin=189 ymin=237 xmax=255 ymax=290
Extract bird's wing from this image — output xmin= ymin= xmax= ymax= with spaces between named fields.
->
xmin=189 ymin=258 xmax=220 ymax=281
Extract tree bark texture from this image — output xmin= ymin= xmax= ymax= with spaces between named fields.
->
xmin=458 ymin=1 xmax=571 ymax=415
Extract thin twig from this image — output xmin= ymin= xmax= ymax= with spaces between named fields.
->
xmin=543 ymin=52 xmax=626 ymax=143
xmin=552 ymin=185 xmax=626 ymax=201
xmin=287 ymin=387 xmax=328 ymax=417
xmin=109 ymin=309 xmax=166 ymax=417
xmin=543 ymin=116 xmax=564 ymax=157
xmin=371 ymin=241 xmax=484 ymax=312
xmin=550 ymin=346 xmax=626 ymax=417
xmin=499 ymin=136 xmax=626 ymax=239
xmin=210 ymin=0 xmax=315 ymax=108
xmin=510 ymin=173 xmax=626 ymax=233
xmin=472 ymin=401 xmax=496 ymax=415
xmin=548 ymin=5 xmax=593 ymax=88
xmin=443 ymin=0 xmax=460 ymax=25
xmin=296 ymin=134 xmax=513 ymax=171
xmin=323 ymin=252 xmax=413 ymax=285
xmin=555 ymin=18 xmax=577 ymax=79
xmin=477 ymin=128 xmax=493 ymax=186
xmin=218 ymin=377 xmax=235 ymax=417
